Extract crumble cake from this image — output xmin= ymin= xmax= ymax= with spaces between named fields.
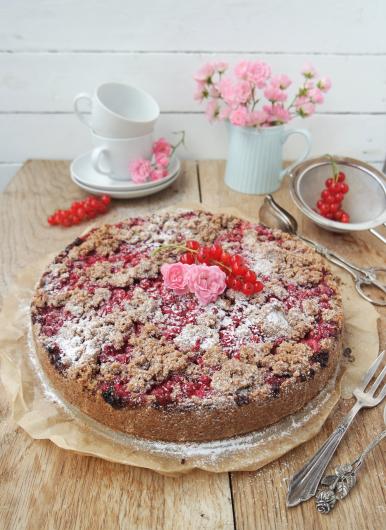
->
xmin=31 ymin=210 xmax=343 ymax=442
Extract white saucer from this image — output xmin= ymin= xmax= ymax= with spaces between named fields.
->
xmin=71 ymin=151 xmax=180 ymax=191
xmin=71 ymin=169 xmax=180 ymax=198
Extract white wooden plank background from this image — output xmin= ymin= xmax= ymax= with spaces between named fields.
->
xmin=0 ymin=0 xmax=386 ymax=190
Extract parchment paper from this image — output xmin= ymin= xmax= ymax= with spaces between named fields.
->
xmin=0 ymin=206 xmax=380 ymax=475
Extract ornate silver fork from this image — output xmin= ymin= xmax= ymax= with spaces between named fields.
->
xmin=287 ymin=350 xmax=386 ymax=507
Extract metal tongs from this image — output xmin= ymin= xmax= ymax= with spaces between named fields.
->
xmin=259 ymin=195 xmax=386 ymax=306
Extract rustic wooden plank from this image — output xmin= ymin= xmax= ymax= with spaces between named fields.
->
xmin=0 ymin=114 xmax=385 ymax=165
xmin=0 ymin=160 xmax=235 ymax=530
xmin=198 ymin=160 xmax=386 ymax=530
xmin=2 ymin=53 xmax=385 ymax=114
xmin=1 ymin=1 xmax=384 ymax=53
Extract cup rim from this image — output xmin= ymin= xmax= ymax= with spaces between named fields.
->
xmin=91 ymin=130 xmax=154 ymax=142
xmin=95 ymin=82 xmax=160 ymax=124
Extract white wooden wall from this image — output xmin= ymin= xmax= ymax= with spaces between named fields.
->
xmin=1 ymin=0 xmax=386 ymax=189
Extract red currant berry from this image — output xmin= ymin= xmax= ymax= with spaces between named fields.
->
xmin=48 ymin=215 xmax=56 ymax=225
xmin=334 ymin=192 xmax=344 ymax=203
xmin=334 ymin=209 xmax=343 ymax=220
xmin=253 ymin=281 xmax=264 ymax=293
xmin=329 ymin=202 xmax=340 ymax=213
xmin=329 ymin=182 xmax=340 ymax=194
xmin=321 ymin=189 xmax=330 ymax=200
xmin=180 ymin=253 xmax=195 ymax=265
xmin=101 ymin=195 xmax=111 ymax=205
xmin=319 ymin=203 xmax=330 ymax=215
xmin=62 ymin=216 xmax=72 ymax=227
xmin=340 ymin=182 xmax=349 ymax=194
xmin=76 ymin=206 xmax=86 ymax=218
xmin=209 ymin=244 xmax=222 ymax=260
xmin=326 ymin=193 xmax=336 ymax=204
xmin=186 ymin=240 xmax=200 ymax=251
xmin=230 ymin=254 xmax=244 ymax=266
xmin=97 ymin=201 xmax=107 ymax=213
xmin=71 ymin=215 xmax=81 ymax=225
xmin=324 ymin=212 xmax=334 ymax=219
xmin=197 ymin=247 xmax=211 ymax=263
xmin=226 ymin=275 xmax=236 ymax=288
xmin=337 ymin=171 xmax=346 ymax=182
xmin=244 ymin=270 xmax=256 ymax=283
xmin=241 ymin=282 xmax=255 ymax=296
xmin=341 ymin=212 xmax=350 ymax=223
xmin=220 ymin=252 xmax=232 ymax=266
xmin=233 ymin=278 xmax=243 ymax=292
xmin=316 ymin=199 xmax=324 ymax=210
xmin=325 ymin=178 xmax=334 ymax=188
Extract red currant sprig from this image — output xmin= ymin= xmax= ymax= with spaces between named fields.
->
xmin=156 ymin=239 xmax=264 ymax=296
xmin=47 ymin=195 xmax=111 ymax=227
xmin=316 ymin=156 xmax=350 ymax=223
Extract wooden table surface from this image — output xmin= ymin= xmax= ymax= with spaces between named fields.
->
xmin=0 ymin=160 xmax=385 ymax=530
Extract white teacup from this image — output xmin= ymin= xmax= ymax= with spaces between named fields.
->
xmin=91 ymin=132 xmax=153 ymax=180
xmin=74 ymin=83 xmax=160 ymax=138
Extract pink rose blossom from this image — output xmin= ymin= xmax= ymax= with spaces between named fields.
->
xmin=309 ymin=87 xmax=324 ymax=104
xmin=188 ymin=264 xmax=226 ymax=305
xmin=247 ymin=109 xmax=270 ymax=126
xmin=301 ymin=62 xmax=317 ymax=79
xmin=271 ymin=74 xmax=292 ymax=89
xmin=247 ymin=61 xmax=271 ymax=88
xmin=234 ymin=60 xmax=250 ymax=80
xmin=205 ymin=99 xmax=220 ymax=122
xmin=194 ymin=85 xmax=208 ymax=101
xmin=161 ymin=263 xmax=191 ymax=295
xmin=263 ymin=85 xmax=288 ymax=102
xmin=152 ymin=138 xmax=172 ymax=157
xmin=218 ymin=78 xmax=235 ymax=105
xmin=162 ymin=168 xmax=169 ymax=177
xmin=270 ymin=105 xmax=291 ymax=124
xmin=215 ymin=61 xmax=228 ymax=73
xmin=209 ymin=85 xmax=221 ymax=98
xmin=129 ymin=159 xmax=152 ymax=183
xmin=150 ymin=169 xmax=164 ymax=181
xmin=155 ymin=154 xmax=170 ymax=168
xmin=229 ymin=106 xmax=249 ymax=126
xmin=194 ymin=63 xmax=215 ymax=82
xmin=295 ymin=98 xmax=315 ymax=116
xmin=304 ymin=80 xmax=314 ymax=90
xmin=317 ymin=77 xmax=332 ymax=92
xmin=234 ymin=81 xmax=252 ymax=104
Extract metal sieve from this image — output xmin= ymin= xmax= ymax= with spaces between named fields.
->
xmin=289 ymin=156 xmax=386 ymax=243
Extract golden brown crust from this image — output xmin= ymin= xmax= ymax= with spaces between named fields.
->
xmin=33 ymin=332 xmax=341 ymax=442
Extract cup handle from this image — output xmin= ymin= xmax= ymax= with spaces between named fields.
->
xmin=91 ymin=146 xmax=111 ymax=175
xmin=280 ymin=128 xmax=312 ymax=179
xmin=73 ymin=92 xmax=93 ymax=128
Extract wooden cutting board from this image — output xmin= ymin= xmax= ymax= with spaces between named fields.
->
xmin=0 ymin=160 xmax=384 ymax=530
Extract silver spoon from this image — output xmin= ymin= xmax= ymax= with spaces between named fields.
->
xmin=259 ymin=195 xmax=386 ymax=306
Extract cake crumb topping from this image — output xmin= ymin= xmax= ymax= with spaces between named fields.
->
xmin=31 ymin=210 xmax=343 ymax=410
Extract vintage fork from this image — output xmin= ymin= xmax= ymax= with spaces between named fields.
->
xmin=287 ymin=350 xmax=386 ymax=507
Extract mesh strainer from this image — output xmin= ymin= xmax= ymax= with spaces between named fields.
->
xmin=289 ymin=156 xmax=386 ymax=243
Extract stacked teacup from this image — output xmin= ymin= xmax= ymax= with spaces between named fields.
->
xmin=71 ymin=82 xmax=180 ymax=198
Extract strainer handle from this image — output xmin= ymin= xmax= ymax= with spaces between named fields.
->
xmin=369 ymin=228 xmax=386 ymax=245
xmin=280 ymin=128 xmax=312 ymax=179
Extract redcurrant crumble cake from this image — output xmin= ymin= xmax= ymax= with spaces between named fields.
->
xmin=31 ymin=210 xmax=343 ymax=442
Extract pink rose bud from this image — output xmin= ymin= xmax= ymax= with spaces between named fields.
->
xmin=188 ymin=264 xmax=226 ymax=305
xmin=161 ymin=263 xmax=191 ymax=295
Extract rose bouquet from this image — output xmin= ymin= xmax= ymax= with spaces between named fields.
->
xmin=194 ymin=60 xmax=331 ymax=127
